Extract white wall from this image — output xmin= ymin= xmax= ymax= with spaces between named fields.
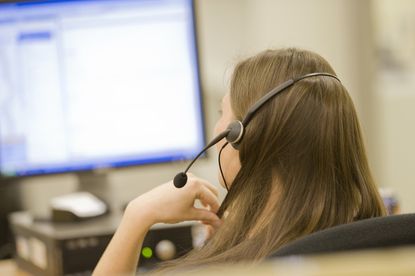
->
xmin=19 ymin=0 xmax=392 ymax=215
xmin=376 ymin=88 xmax=415 ymax=212
xmin=369 ymin=0 xmax=415 ymax=213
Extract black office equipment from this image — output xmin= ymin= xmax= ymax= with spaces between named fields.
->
xmin=0 ymin=181 xmax=21 ymax=260
xmin=9 ymin=212 xmax=194 ymax=275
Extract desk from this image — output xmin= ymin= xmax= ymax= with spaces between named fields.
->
xmin=0 ymin=260 xmax=29 ymax=276
xmin=3 ymin=247 xmax=415 ymax=275
xmin=190 ymin=247 xmax=415 ymax=276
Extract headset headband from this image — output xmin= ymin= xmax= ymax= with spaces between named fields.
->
xmin=242 ymin=72 xmax=341 ymax=127
xmin=173 ymin=72 xmax=341 ymax=189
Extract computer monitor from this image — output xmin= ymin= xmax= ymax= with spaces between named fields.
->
xmin=0 ymin=0 xmax=205 ymax=178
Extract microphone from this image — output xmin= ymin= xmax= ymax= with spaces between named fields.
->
xmin=173 ymin=129 xmax=230 ymax=188
xmin=173 ymin=172 xmax=188 ymax=189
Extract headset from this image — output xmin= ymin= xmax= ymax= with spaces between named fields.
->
xmin=173 ymin=72 xmax=341 ymax=189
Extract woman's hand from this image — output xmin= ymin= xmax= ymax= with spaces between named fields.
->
xmin=125 ymin=173 xmax=221 ymax=228
xmin=94 ymin=174 xmax=221 ymax=276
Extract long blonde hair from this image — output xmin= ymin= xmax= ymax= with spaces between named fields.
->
xmin=158 ymin=48 xmax=385 ymax=271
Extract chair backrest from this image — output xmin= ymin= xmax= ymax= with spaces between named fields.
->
xmin=270 ymin=213 xmax=415 ymax=258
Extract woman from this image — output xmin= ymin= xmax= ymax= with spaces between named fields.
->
xmin=93 ymin=48 xmax=386 ymax=275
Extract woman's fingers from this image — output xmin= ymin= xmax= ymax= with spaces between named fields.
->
xmin=190 ymin=207 xmax=219 ymax=222
xmin=197 ymin=178 xmax=219 ymax=197
xmin=201 ymin=218 xmax=222 ymax=229
xmin=196 ymin=185 xmax=220 ymax=213
xmin=187 ymin=173 xmax=219 ymax=197
xmin=204 ymin=225 xmax=214 ymax=241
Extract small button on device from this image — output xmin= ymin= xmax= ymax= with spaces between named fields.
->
xmin=155 ymin=240 xmax=176 ymax=261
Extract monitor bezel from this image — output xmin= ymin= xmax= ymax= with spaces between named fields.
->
xmin=0 ymin=0 xmax=207 ymax=180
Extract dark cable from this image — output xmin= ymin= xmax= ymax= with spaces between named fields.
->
xmin=218 ymin=142 xmax=229 ymax=192
xmin=184 ymin=130 xmax=230 ymax=174
xmin=174 ymin=130 xmax=231 ymax=188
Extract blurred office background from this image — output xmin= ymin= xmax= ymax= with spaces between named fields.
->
xmin=2 ymin=0 xmax=415 ymax=227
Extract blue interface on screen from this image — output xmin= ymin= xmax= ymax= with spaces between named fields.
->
xmin=0 ymin=0 xmax=204 ymax=177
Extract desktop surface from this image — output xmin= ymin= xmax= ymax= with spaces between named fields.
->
xmin=2 ymin=245 xmax=415 ymax=276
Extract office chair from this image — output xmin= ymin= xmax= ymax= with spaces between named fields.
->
xmin=270 ymin=213 xmax=415 ymax=257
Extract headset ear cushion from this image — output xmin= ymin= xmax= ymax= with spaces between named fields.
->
xmin=226 ymin=121 xmax=244 ymax=146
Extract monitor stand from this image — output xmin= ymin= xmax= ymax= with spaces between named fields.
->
xmin=77 ymin=171 xmax=112 ymax=203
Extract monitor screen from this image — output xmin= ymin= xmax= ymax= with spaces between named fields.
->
xmin=0 ymin=0 xmax=204 ymax=177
